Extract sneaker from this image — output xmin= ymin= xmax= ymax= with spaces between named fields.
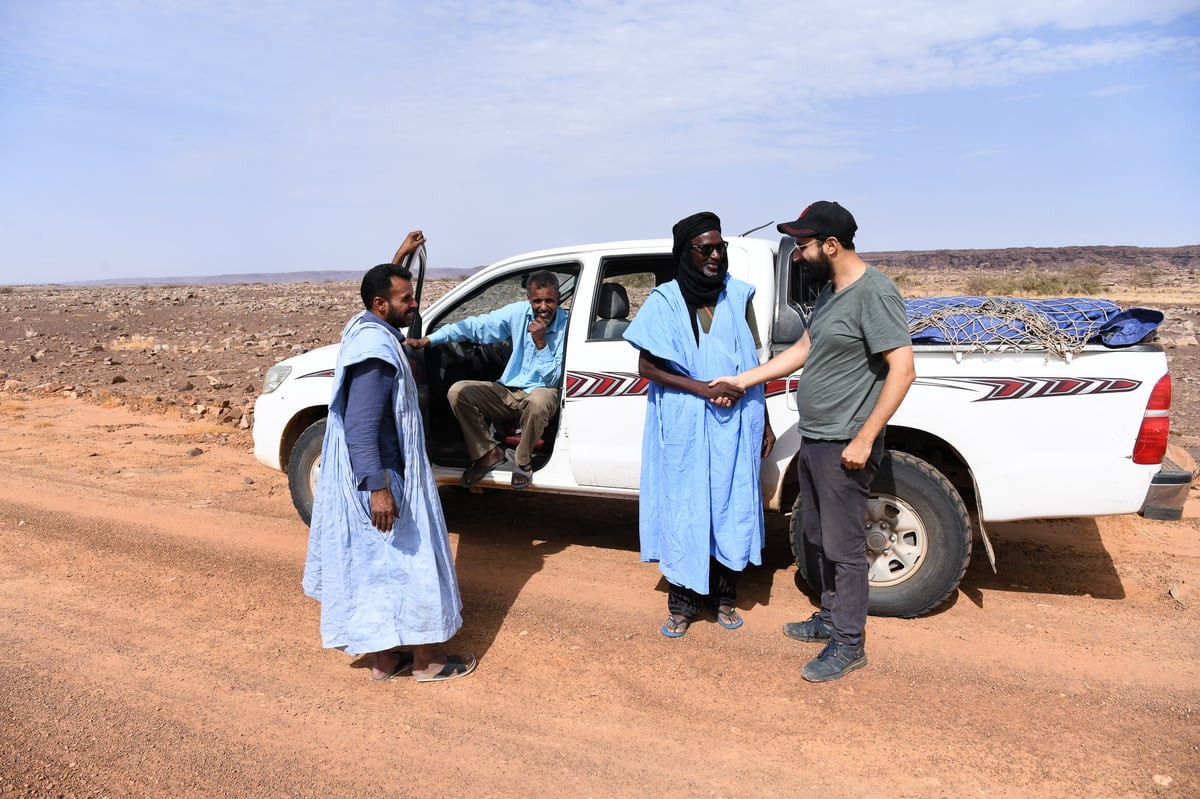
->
xmin=782 ymin=612 xmax=833 ymax=643
xmin=801 ymin=640 xmax=867 ymax=683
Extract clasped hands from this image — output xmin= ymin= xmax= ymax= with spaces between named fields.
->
xmin=705 ymin=375 xmax=745 ymax=407
xmin=704 ymin=375 xmax=775 ymax=458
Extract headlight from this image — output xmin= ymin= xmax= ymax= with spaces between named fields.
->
xmin=261 ymin=364 xmax=292 ymax=394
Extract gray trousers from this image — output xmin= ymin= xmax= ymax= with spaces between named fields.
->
xmin=797 ymin=435 xmax=884 ymax=647
xmin=446 ymin=380 xmax=559 ymax=468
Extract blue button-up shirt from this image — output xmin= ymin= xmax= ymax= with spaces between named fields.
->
xmin=428 ymin=300 xmax=567 ymax=390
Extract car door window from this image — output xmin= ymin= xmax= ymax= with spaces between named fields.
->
xmin=431 ymin=264 xmax=578 ymax=332
xmin=589 ymin=256 xmax=673 ymax=341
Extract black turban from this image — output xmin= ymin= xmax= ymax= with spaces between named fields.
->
xmin=672 ymin=211 xmax=727 ymax=311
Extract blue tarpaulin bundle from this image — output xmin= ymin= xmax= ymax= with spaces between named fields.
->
xmin=906 ymin=296 xmax=1163 ymax=352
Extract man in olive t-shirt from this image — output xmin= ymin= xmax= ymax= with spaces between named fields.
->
xmin=796 ymin=265 xmax=910 ymax=440
xmin=714 ymin=201 xmax=915 ymax=682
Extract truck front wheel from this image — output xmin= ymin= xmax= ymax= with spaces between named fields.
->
xmin=287 ymin=418 xmax=326 ymax=526
xmin=788 ymin=450 xmax=972 ymax=618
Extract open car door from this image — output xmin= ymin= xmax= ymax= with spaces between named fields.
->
xmin=399 ymin=243 xmax=428 ymax=338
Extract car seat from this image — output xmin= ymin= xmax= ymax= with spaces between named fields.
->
xmin=589 ymin=282 xmax=631 ymax=340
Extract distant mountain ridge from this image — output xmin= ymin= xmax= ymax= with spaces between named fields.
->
xmin=64 ymin=244 xmax=1199 ymax=286
xmin=73 ymin=266 xmax=482 ymax=287
xmin=863 ymin=244 xmax=1199 ymax=272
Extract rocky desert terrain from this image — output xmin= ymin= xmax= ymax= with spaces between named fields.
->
xmin=1 ymin=259 xmax=1197 ymax=456
xmin=0 ymin=257 xmax=1198 ymax=798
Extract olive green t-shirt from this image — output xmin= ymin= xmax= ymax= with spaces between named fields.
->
xmin=796 ymin=266 xmax=910 ymax=440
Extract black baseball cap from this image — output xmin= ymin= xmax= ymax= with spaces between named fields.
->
xmin=777 ymin=201 xmax=857 ymax=244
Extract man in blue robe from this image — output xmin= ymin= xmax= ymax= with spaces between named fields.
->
xmin=623 ymin=212 xmax=775 ymax=638
xmin=303 ymin=234 xmax=475 ymax=683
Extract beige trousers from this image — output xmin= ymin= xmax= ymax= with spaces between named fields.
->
xmin=446 ymin=380 xmax=560 ymax=467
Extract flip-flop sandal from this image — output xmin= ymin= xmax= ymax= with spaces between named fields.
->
xmin=369 ymin=651 xmax=415 ymax=682
xmin=715 ymin=605 xmax=743 ymax=630
xmin=460 ymin=454 xmax=507 ymax=488
xmin=511 ymin=462 xmax=534 ymax=490
xmin=413 ymin=653 xmax=477 ymax=683
xmin=661 ymin=614 xmax=692 ymax=638
xmin=504 ymin=450 xmax=534 ymax=490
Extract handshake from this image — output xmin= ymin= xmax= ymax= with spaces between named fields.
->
xmin=706 ymin=375 xmax=746 ymax=407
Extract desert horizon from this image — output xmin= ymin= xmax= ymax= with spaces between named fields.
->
xmin=3 ymin=242 xmax=1197 ymax=288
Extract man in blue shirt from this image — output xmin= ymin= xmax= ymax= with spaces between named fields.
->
xmin=408 ymin=271 xmax=566 ymax=489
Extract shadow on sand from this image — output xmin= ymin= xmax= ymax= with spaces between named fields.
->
xmin=780 ymin=516 xmax=1125 ymax=619
xmin=442 ymin=491 xmax=1123 ymax=637
xmin=442 ymin=487 xmax=638 ymax=657
xmin=444 ymin=487 xmax=796 ymax=653
xmin=956 ymin=517 xmax=1124 ymax=610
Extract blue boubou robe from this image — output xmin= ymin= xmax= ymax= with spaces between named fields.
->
xmin=624 ymin=276 xmax=766 ymax=593
xmin=302 ymin=311 xmax=463 ymax=656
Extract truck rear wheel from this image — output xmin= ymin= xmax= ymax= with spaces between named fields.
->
xmin=789 ymin=450 xmax=972 ymax=618
xmin=288 ymin=418 xmax=326 ymax=526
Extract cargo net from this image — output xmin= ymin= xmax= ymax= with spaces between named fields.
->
xmin=906 ymin=297 xmax=1121 ymax=361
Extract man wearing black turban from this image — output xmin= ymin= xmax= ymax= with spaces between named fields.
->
xmin=671 ymin=211 xmax=729 ymax=341
xmin=623 ymin=212 xmax=775 ymax=638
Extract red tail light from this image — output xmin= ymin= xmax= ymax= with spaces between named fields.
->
xmin=1132 ymin=375 xmax=1171 ymax=465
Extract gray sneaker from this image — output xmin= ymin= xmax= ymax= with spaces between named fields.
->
xmin=801 ymin=640 xmax=867 ymax=683
xmin=782 ymin=612 xmax=833 ymax=643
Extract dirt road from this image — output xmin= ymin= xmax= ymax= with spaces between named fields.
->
xmin=0 ymin=396 xmax=1196 ymax=798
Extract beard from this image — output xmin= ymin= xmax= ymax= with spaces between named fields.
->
xmin=384 ymin=305 xmax=412 ymax=328
xmin=699 ymin=255 xmax=724 ymax=278
xmin=801 ymin=249 xmax=833 ymax=284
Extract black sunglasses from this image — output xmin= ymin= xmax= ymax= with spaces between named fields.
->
xmin=690 ymin=242 xmax=728 ymax=257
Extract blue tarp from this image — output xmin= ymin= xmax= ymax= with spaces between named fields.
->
xmin=906 ymin=296 xmax=1163 ymax=349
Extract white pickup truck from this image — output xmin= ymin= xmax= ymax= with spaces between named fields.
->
xmin=252 ymin=236 xmax=1195 ymax=617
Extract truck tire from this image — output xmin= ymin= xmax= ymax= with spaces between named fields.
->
xmin=788 ymin=450 xmax=972 ymax=618
xmin=288 ymin=418 xmax=326 ymax=526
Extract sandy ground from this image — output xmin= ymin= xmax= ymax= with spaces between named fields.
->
xmin=1 ymin=277 xmax=1198 ymax=797
xmin=0 ymin=396 xmax=1197 ymax=798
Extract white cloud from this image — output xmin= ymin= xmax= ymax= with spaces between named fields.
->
xmin=1 ymin=0 xmax=1198 ymax=279
xmin=305 ymin=3 xmax=1199 ymax=170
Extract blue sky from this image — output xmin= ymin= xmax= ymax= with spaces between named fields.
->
xmin=1 ymin=1 xmax=1198 ymax=284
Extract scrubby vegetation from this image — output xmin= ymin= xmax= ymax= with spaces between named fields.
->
xmin=965 ymin=265 xmax=1105 ymax=296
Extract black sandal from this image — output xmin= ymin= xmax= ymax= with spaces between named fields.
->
xmin=505 ymin=450 xmax=533 ymax=490
xmin=714 ymin=604 xmax=743 ymax=630
xmin=369 ymin=651 xmax=415 ymax=682
xmin=661 ymin=614 xmax=692 ymax=638
xmin=413 ymin=653 xmax=477 ymax=683
xmin=460 ymin=453 xmax=506 ymax=488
